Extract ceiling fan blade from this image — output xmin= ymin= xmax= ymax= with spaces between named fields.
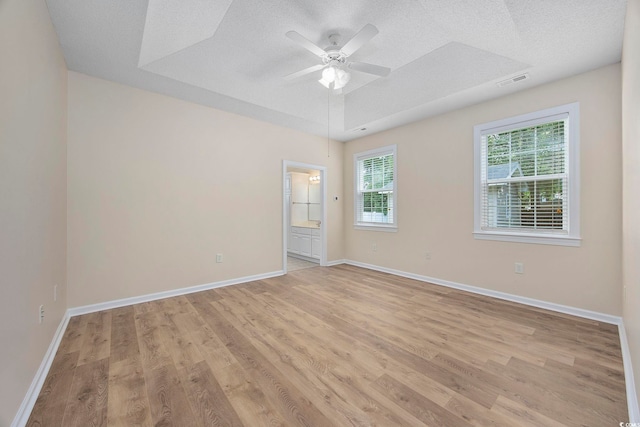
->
xmin=284 ymin=64 xmax=325 ymax=80
xmin=340 ymin=24 xmax=379 ymax=57
xmin=285 ymin=31 xmax=326 ymax=57
xmin=348 ymin=61 xmax=390 ymax=77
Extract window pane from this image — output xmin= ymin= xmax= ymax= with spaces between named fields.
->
xmin=487 ymin=120 xmax=566 ymax=180
xmin=542 ymin=123 xmax=564 ymax=176
xmin=360 ymin=154 xmax=394 ymax=191
xmin=486 ymin=178 xmax=565 ymax=231
xmin=361 ymin=191 xmax=393 ymax=223
xmin=487 ymin=134 xmax=510 ymax=166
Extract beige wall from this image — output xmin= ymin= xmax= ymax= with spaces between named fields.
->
xmin=623 ymin=0 xmax=640 ymax=413
xmin=67 ymin=72 xmax=344 ymax=307
xmin=344 ymin=64 xmax=622 ymax=315
xmin=0 ymin=0 xmax=68 ymax=423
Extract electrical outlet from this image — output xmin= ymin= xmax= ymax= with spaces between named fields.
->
xmin=372 ymin=243 xmax=377 ymax=252
xmin=54 ymin=285 xmax=57 ymax=302
xmin=425 ymin=252 xmax=431 ymax=260
xmin=216 ymin=253 xmax=223 ymax=263
xmin=39 ymin=305 xmax=45 ymax=324
xmin=515 ymin=262 xmax=524 ymax=274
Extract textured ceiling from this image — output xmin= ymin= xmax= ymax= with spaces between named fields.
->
xmin=46 ymin=0 xmax=626 ymax=141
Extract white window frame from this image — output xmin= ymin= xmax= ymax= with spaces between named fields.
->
xmin=473 ymin=103 xmax=581 ymax=246
xmin=354 ymin=144 xmax=398 ymax=232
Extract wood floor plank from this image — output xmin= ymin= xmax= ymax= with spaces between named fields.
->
xmin=77 ymin=311 xmax=112 ymax=366
xmin=282 ymin=286 xmax=501 ymax=409
xmin=144 ymin=361 xmax=199 ymax=426
xmin=61 ymin=357 xmax=109 ymax=427
xmin=214 ymin=288 xmax=417 ymax=426
xmin=212 ymin=362 xmax=288 ymax=426
xmin=57 ymin=315 xmax=88 ymax=355
xmin=298 ymin=284 xmax=441 ymax=360
xmin=173 ymin=311 xmax=238 ymax=373
xmin=371 ymin=373 xmax=473 ymax=427
xmin=155 ymin=310 xmax=205 ymax=371
xmin=255 ymin=289 xmax=460 ymax=413
xmin=444 ymin=394 xmax=516 ymax=427
xmin=107 ymin=357 xmax=152 ymax=427
xmin=483 ymin=359 xmax=616 ymax=426
xmin=110 ymin=306 xmax=139 ymax=363
xmin=506 ymin=356 xmax=626 ymax=424
xmin=27 ymin=352 xmax=79 ymax=427
xmin=491 ymin=395 xmax=567 ymax=427
xmin=187 ymin=293 xmax=334 ymax=426
xmin=134 ymin=311 xmax=173 ymax=372
xmin=28 ymin=265 xmax=628 ymax=426
xmin=179 ymin=360 xmax=245 ymax=427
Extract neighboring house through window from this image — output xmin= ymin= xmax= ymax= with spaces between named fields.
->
xmin=474 ymin=103 xmax=580 ymax=246
xmin=354 ymin=145 xmax=397 ymax=231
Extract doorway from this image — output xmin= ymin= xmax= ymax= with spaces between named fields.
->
xmin=282 ymin=161 xmax=327 ymax=273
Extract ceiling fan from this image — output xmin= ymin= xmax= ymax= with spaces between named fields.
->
xmin=284 ymin=24 xmax=391 ymax=91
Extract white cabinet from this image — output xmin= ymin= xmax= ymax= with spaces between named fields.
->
xmin=311 ymin=228 xmax=321 ymax=259
xmin=289 ymin=226 xmax=319 ymax=260
xmin=289 ymin=232 xmax=299 ymax=253
xmin=299 ymin=235 xmax=312 ymax=257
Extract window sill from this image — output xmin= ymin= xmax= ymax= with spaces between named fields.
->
xmin=473 ymin=231 xmax=581 ymax=247
xmin=354 ymin=224 xmax=398 ymax=233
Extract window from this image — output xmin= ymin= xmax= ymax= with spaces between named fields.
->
xmin=474 ymin=103 xmax=580 ymax=246
xmin=354 ymin=145 xmax=397 ymax=231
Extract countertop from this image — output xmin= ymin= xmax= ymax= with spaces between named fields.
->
xmin=292 ymin=221 xmax=320 ymax=229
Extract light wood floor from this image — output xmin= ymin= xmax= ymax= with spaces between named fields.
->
xmin=28 ymin=264 xmax=628 ymax=426
xmin=287 ymin=256 xmax=319 ymax=271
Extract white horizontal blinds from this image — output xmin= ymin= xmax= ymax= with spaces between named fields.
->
xmin=481 ymin=117 xmax=569 ymax=233
xmin=357 ymin=151 xmax=394 ymax=224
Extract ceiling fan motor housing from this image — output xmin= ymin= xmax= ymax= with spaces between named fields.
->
xmin=323 ymin=51 xmax=347 ymax=65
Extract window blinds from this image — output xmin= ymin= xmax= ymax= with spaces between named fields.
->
xmin=480 ymin=115 xmax=569 ymax=233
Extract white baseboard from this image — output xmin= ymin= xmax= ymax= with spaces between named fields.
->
xmin=68 ymin=270 xmax=284 ymax=317
xmin=619 ymin=322 xmax=640 ymax=422
xmin=344 ymin=259 xmax=621 ymax=325
xmin=11 ymin=311 xmax=70 ymax=427
xmin=325 ymin=259 xmax=346 ymax=267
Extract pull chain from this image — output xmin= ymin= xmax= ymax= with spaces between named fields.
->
xmin=327 ymin=88 xmax=330 ymax=158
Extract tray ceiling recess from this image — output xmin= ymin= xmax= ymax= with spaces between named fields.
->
xmin=46 ymin=0 xmax=626 ymax=141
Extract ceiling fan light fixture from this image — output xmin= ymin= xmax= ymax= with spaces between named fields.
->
xmin=318 ymin=77 xmax=331 ymax=88
xmin=337 ymin=68 xmax=350 ymax=83
xmin=322 ymin=66 xmax=337 ymax=82
xmin=333 ymin=69 xmax=351 ymax=90
xmin=319 ymin=66 xmax=351 ymax=90
xmin=333 ymin=80 xmax=345 ymax=90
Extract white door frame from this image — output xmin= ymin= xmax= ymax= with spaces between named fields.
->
xmin=282 ymin=160 xmax=327 ymax=273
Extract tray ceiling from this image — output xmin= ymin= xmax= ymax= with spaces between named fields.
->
xmin=46 ymin=0 xmax=626 ymax=141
